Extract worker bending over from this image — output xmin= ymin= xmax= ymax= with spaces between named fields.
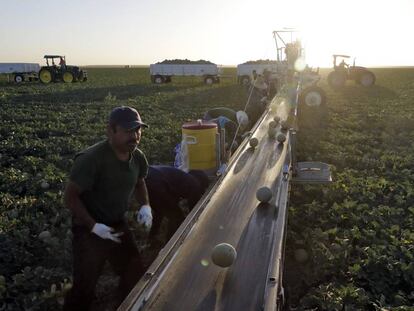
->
xmin=203 ymin=107 xmax=249 ymax=152
xmin=145 ymin=165 xmax=209 ymax=245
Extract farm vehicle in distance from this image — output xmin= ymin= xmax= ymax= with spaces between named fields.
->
xmin=0 ymin=63 xmax=40 ymax=83
xmin=150 ymin=60 xmax=221 ymax=85
xmin=327 ymin=54 xmax=375 ymax=89
xmin=236 ymin=61 xmax=287 ymax=85
xmin=38 ymin=55 xmax=87 ymax=84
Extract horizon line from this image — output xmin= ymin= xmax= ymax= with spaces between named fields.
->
xmin=82 ymin=64 xmax=414 ymax=69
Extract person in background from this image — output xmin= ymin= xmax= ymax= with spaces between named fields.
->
xmin=252 ymin=69 xmax=258 ymax=81
xmin=203 ymin=107 xmax=239 ymax=123
xmin=262 ymin=68 xmax=278 ymax=97
xmin=338 ymin=59 xmax=348 ymax=69
xmin=246 ymin=75 xmax=269 ymax=126
xmin=60 ymin=56 xmax=66 ymax=71
xmin=145 ymin=165 xmax=209 ymax=245
xmin=63 ymin=106 xmax=152 ymax=311
xmin=203 ymin=108 xmax=249 ymax=152
xmin=262 ymin=68 xmax=271 ymax=84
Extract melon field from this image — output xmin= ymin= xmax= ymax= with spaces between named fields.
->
xmin=0 ymin=67 xmax=413 ymax=310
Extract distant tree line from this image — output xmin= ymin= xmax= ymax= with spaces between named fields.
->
xmin=157 ymin=59 xmax=215 ymax=64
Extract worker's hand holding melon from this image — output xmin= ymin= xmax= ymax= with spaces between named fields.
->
xmin=137 ymin=205 xmax=153 ymax=230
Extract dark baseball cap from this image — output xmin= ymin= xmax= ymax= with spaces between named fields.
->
xmin=109 ymin=106 xmax=148 ymax=129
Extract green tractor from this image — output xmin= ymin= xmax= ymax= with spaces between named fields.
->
xmin=38 ymin=55 xmax=87 ymax=84
xmin=327 ymin=54 xmax=375 ymax=89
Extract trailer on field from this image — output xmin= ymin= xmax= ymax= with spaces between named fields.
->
xmin=150 ymin=63 xmax=221 ymax=84
xmin=237 ymin=62 xmax=288 ymax=85
xmin=0 ymin=63 xmax=40 ymax=83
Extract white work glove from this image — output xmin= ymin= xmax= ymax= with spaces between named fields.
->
xmin=260 ymin=96 xmax=269 ymax=104
xmin=236 ymin=110 xmax=249 ymax=128
xmin=136 ymin=205 xmax=152 ymax=229
xmin=91 ymin=223 xmax=123 ymax=243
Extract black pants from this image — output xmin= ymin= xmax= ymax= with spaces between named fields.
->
xmin=63 ymin=221 xmax=144 ymax=311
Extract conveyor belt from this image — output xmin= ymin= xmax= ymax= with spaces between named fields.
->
xmin=119 ymin=96 xmax=293 ymax=311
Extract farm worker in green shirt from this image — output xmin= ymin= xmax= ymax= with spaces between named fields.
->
xmin=63 ymin=106 xmax=152 ymax=311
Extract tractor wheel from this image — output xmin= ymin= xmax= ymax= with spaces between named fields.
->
xmin=298 ymin=86 xmax=327 ymax=129
xmin=76 ymin=71 xmax=84 ymax=82
xmin=359 ymin=71 xmax=375 ymax=87
xmin=301 ymin=86 xmax=326 ymax=108
xmin=240 ymin=75 xmax=250 ymax=85
xmin=39 ymin=69 xmax=54 ymax=84
xmin=154 ymin=75 xmax=164 ymax=84
xmin=63 ymin=71 xmax=74 ymax=83
xmin=204 ymin=76 xmax=214 ymax=85
xmin=327 ymin=71 xmax=346 ymax=89
xmin=14 ymin=75 xmax=24 ymax=83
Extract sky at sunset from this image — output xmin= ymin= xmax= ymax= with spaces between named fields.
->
xmin=1 ymin=0 xmax=413 ymax=67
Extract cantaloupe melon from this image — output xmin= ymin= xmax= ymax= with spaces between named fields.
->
xmin=211 ymin=243 xmax=237 ymax=267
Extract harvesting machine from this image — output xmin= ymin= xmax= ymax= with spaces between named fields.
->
xmin=119 ymin=30 xmax=331 ymax=311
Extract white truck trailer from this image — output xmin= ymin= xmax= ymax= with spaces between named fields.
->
xmin=0 ymin=63 xmax=40 ymax=83
xmin=237 ymin=63 xmax=287 ymax=85
xmin=149 ymin=64 xmax=221 ymax=84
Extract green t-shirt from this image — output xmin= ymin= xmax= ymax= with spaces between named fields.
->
xmin=70 ymin=140 xmax=148 ymax=225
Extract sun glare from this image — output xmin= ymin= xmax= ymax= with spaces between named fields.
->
xmin=286 ymin=0 xmax=414 ymax=68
